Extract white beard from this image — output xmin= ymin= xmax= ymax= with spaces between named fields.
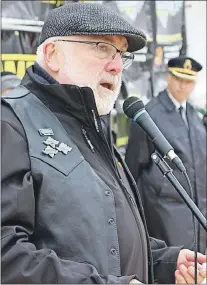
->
xmin=89 ymin=78 xmax=122 ymax=116
xmin=62 ymin=57 xmax=122 ymax=116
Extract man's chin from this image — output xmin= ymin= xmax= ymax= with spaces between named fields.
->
xmin=96 ymin=102 xmax=115 ymax=116
xmin=97 ymin=109 xmax=111 ymax=116
xmin=93 ymin=89 xmax=118 ymax=115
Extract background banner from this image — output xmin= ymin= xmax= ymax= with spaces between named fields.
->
xmin=156 ymin=0 xmax=185 ymax=45
xmin=153 ymin=0 xmax=186 ymax=96
xmin=1 ymin=1 xmax=63 ymax=77
xmin=1 ymin=1 xmax=63 ymax=21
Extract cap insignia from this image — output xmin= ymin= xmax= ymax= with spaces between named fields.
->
xmin=183 ymin=59 xmax=192 ymax=70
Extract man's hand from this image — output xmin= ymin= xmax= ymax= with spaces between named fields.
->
xmin=175 ymin=265 xmax=206 ymax=284
xmin=129 ymin=279 xmax=143 ymax=284
xmin=175 ymin=249 xmax=206 ymax=284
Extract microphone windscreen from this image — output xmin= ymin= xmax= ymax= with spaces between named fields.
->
xmin=123 ymin=96 xmax=145 ymax=119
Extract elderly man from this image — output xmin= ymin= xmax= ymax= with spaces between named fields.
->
xmin=126 ymin=56 xmax=206 ymax=254
xmin=1 ymin=4 xmax=206 ymax=284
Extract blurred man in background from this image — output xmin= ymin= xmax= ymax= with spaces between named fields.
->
xmin=125 ymin=56 xmax=206 ymax=254
xmin=1 ymin=71 xmax=21 ymax=96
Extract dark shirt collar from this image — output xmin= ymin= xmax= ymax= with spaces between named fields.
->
xmin=33 ymin=62 xmax=58 ymax=85
xmin=23 ymin=64 xmax=111 ymax=143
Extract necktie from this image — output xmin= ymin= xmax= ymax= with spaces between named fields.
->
xmin=179 ymin=106 xmax=189 ymax=129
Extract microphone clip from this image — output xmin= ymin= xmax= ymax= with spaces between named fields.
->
xmin=151 ymin=152 xmax=173 ymax=177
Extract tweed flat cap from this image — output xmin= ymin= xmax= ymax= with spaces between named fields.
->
xmin=39 ymin=2 xmax=147 ymax=52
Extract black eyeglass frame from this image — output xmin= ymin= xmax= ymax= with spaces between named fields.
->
xmin=53 ymin=39 xmax=134 ymax=68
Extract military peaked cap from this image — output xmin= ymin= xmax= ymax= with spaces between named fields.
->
xmin=168 ymin=56 xmax=202 ymax=80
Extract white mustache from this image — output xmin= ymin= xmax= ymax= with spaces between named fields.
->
xmin=99 ymin=76 xmax=120 ymax=91
xmin=99 ymin=76 xmax=118 ymax=85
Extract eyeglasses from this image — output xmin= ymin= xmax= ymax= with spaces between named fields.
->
xmin=54 ymin=39 xmax=134 ymax=69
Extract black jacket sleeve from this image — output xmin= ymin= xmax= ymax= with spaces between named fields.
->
xmin=1 ymin=107 xmax=136 ymax=284
xmin=150 ymin=237 xmax=183 ymax=284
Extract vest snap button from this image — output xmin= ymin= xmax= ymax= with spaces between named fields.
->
xmin=108 ymin=218 xmax=114 ymax=225
xmin=105 ymin=190 xmax=111 ymax=196
xmin=110 ymin=248 xmax=116 ymax=255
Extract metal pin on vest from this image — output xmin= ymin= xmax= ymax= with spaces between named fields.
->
xmin=42 ymin=146 xmax=58 ymax=158
xmin=43 ymin=137 xmax=59 ymax=148
xmin=38 ymin=128 xmax=54 ymax=136
xmin=41 ymin=135 xmax=72 ymax=158
xmin=56 ymin=143 xmax=72 ymax=154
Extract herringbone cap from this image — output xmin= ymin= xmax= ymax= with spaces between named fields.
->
xmin=39 ymin=2 xmax=147 ymax=52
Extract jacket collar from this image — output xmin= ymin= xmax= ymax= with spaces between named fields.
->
xmin=22 ymin=65 xmax=103 ymax=131
xmin=33 ymin=62 xmax=58 ymax=85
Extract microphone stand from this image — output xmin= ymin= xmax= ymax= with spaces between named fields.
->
xmin=151 ymin=152 xmax=207 ymax=231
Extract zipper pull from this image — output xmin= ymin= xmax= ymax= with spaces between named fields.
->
xmin=91 ymin=109 xmax=100 ymax=133
xmin=81 ymin=126 xmax=95 ymax=153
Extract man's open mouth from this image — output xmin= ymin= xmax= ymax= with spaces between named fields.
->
xmin=100 ymin=83 xmax=113 ymax=91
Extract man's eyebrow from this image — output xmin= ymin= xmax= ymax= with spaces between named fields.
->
xmin=122 ymin=43 xmax=128 ymax=51
xmin=102 ymin=35 xmax=128 ymax=51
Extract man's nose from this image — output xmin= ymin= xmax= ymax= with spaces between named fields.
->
xmin=180 ymin=82 xmax=186 ymax=89
xmin=105 ymin=53 xmax=123 ymax=75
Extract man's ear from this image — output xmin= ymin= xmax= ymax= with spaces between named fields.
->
xmin=43 ymin=42 xmax=60 ymax=72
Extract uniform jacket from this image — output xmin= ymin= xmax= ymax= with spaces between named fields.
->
xmin=125 ymin=90 xmax=207 ymax=253
xmin=1 ymin=69 xmax=181 ymax=284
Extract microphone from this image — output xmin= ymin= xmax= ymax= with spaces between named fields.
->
xmin=203 ymin=114 xmax=207 ymax=129
xmin=123 ymin=96 xmax=186 ymax=173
